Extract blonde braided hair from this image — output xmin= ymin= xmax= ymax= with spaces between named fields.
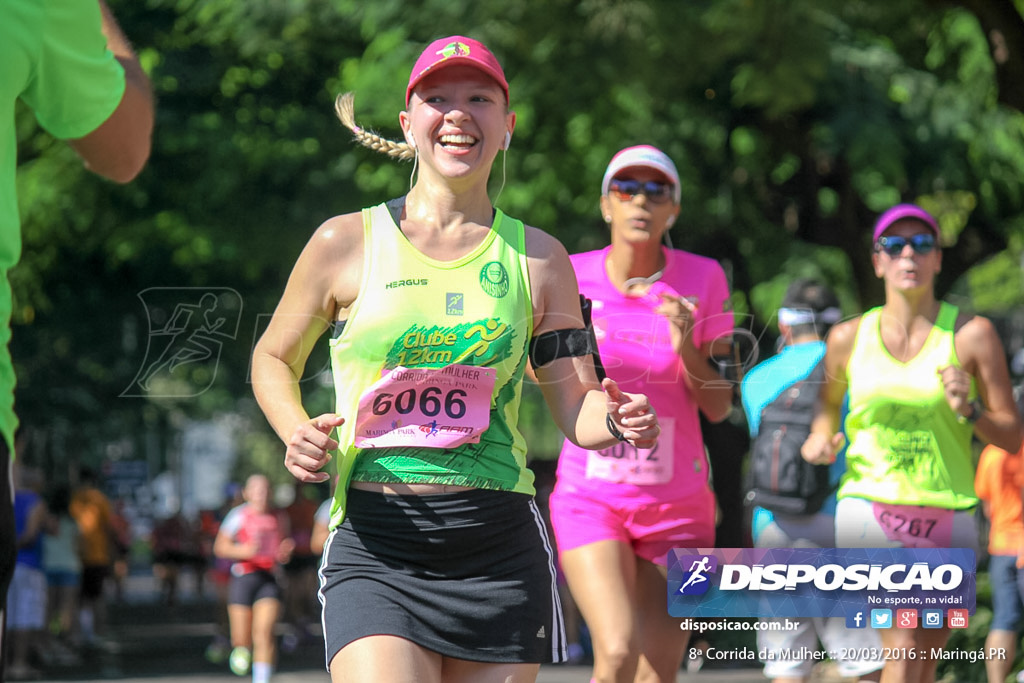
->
xmin=334 ymin=92 xmax=415 ymax=161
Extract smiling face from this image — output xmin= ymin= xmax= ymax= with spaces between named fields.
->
xmin=600 ymin=166 xmax=680 ymax=247
xmin=400 ymin=65 xmax=515 ymax=182
xmin=872 ymin=218 xmax=942 ymax=291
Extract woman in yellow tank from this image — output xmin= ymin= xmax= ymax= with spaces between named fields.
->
xmin=802 ymin=203 xmax=1022 ymax=682
xmin=250 ymin=36 xmax=660 ymax=683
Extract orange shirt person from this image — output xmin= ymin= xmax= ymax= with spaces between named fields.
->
xmin=69 ymin=471 xmax=115 ymax=647
xmin=975 ymin=439 xmax=1024 ymax=683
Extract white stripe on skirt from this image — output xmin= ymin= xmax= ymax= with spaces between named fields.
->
xmin=528 ymin=497 xmax=568 ymax=663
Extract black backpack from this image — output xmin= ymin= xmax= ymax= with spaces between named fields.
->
xmin=745 ymin=359 xmax=834 ymax=515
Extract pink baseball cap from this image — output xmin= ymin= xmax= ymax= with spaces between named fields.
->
xmin=872 ymin=203 xmax=939 ymax=241
xmin=406 ymin=36 xmax=509 ymax=106
xmin=601 ymin=145 xmax=681 ymax=204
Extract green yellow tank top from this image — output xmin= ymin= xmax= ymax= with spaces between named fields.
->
xmin=325 ymin=201 xmax=535 ymax=527
xmin=840 ymin=302 xmax=977 ymax=509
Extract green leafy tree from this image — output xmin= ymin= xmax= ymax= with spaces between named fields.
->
xmin=12 ymin=0 xmax=1024 ymax=485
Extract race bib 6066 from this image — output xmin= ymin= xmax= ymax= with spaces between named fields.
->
xmin=353 ymin=365 xmax=496 ymax=449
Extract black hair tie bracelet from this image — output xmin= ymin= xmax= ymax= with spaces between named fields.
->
xmin=606 ymin=413 xmax=627 ymax=442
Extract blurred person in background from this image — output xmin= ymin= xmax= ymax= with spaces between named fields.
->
xmin=69 ymin=468 xmax=117 ymax=651
xmin=10 ymin=466 xmax=48 ymax=680
xmin=41 ymin=484 xmax=82 ymax=665
xmin=150 ymin=510 xmax=198 ymax=606
xmin=741 ymin=279 xmax=882 ymax=683
xmin=201 ymin=482 xmax=244 ymax=664
xmin=214 ymin=474 xmax=293 ymax=683
xmin=108 ymin=501 xmax=132 ymax=603
xmin=281 ymin=482 xmax=321 ymax=652
xmin=975 ymin=386 xmax=1024 ymax=683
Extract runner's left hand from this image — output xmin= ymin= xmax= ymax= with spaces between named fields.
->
xmin=603 ymin=377 xmax=660 ymax=449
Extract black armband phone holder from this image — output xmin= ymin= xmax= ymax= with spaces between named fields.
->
xmin=528 ymin=295 xmax=607 ymax=381
xmin=528 ymin=328 xmax=595 ymax=366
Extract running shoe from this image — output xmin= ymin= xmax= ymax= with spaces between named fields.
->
xmin=205 ymin=638 xmax=230 ymax=664
xmin=229 ymin=646 xmax=251 ymax=676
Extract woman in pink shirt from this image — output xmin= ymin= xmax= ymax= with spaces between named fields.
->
xmin=548 ymin=145 xmax=735 ymax=682
xmin=214 ymin=474 xmax=293 ymax=683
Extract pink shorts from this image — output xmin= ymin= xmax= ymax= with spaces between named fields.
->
xmin=548 ymin=483 xmax=716 ymax=566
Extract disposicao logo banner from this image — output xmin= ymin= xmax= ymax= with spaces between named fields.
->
xmin=667 ymin=548 xmax=975 ymax=618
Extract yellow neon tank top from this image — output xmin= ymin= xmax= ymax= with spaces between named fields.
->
xmin=839 ymin=302 xmax=977 ymax=509
xmin=325 ymin=201 xmax=535 ymax=526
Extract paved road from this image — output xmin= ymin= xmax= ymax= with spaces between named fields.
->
xmin=24 ymin=572 xmax=777 ymax=683
xmin=25 ymin=604 xmax=772 ymax=683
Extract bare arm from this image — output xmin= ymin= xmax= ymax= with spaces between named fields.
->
xmin=802 ymin=317 xmax=858 ymax=465
xmin=66 ymin=0 xmax=154 ymax=182
xmin=947 ymin=315 xmax=1023 ymax=453
xmin=654 ymin=295 xmax=734 ymax=423
xmin=212 ymin=526 xmax=252 ymax=562
xmin=526 ymin=228 xmax=659 ymax=450
xmin=251 ymin=213 xmax=363 ymax=482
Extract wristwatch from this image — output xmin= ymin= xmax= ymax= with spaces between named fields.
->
xmin=957 ymin=399 xmax=984 ymax=425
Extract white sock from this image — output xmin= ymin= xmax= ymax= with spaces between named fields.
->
xmin=252 ymin=662 xmax=272 ymax=683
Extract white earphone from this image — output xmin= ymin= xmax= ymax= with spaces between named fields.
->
xmin=407 ymin=132 xmax=416 ymax=149
xmin=666 ymin=215 xmax=676 ymax=227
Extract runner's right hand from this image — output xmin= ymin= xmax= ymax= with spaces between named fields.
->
xmin=284 ymin=413 xmax=344 ymax=483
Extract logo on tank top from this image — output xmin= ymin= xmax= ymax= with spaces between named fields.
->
xmin=446 ymin=292 xmax=464 ymax=316
xmin=385 ymin=319 xmax=514 ymax=368
xmin=385 ymin=278 xmax=429 ymax=289
xmin=479 ymin=261 xmax=509 ymax=298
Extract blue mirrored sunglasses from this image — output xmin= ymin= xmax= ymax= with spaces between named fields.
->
xmin=608 ymin=179 xmax=674 ymax=204
xmin=875 ymin=233 xmax=936 ymax=257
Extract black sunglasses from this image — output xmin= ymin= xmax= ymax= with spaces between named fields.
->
xmin=875 ymin=233 xmax=937 ymax=257
xmin=608 ymin=179 xmax=674 ymax=204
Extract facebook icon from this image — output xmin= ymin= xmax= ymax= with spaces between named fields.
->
xmin=846 ymin=611 xmax=866 ymax=629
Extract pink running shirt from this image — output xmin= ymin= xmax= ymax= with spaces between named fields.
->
xmin=220 ymin=503 xmax=283 ymax=575
xmin=556 ymin=246 xmax=733 ymax=504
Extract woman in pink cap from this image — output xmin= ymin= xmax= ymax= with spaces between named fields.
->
xmin=802 ymin=203 xmax=1022 ymax=682
xmin=548 ymin=145 xmax=736 ymax=682
xmin=251 ymin=36 xmax=661 ymax=682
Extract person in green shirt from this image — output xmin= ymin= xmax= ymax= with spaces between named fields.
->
xmin=1 ymin=1 xmax=153 ymax=675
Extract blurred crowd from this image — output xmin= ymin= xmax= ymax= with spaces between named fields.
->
xmin=10 ymin=464 xmax=329 ymax=681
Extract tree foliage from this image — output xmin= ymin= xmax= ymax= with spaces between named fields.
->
xmin=13 ymin=0 xmax=1024 ymax=481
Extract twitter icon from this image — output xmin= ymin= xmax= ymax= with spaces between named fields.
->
xmin=871 ymin=609 xmax=893 ymax=628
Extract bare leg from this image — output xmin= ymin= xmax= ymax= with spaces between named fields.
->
xmin=984 ymin=629 xmax=1016 ymax=683
xmin=250 ymin=598 xmax=280 ymax=667
xmin=560 ymin=540 xmax=639 ymax=683
xmin=228 ymin=604 xmax=253 ymax=649
xmin=878 ymin=626 xmax=948 ymax=683
xmin=633 ymin=559 xmax=688 ymax=682
xmin=330 ymin=635 xmax=442 ymax=683
xmin=443 ymin=657 xmax=540 ymax=683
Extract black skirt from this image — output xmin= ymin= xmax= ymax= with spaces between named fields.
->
xmin=318 ymin=487 xmax=567 ymax=667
